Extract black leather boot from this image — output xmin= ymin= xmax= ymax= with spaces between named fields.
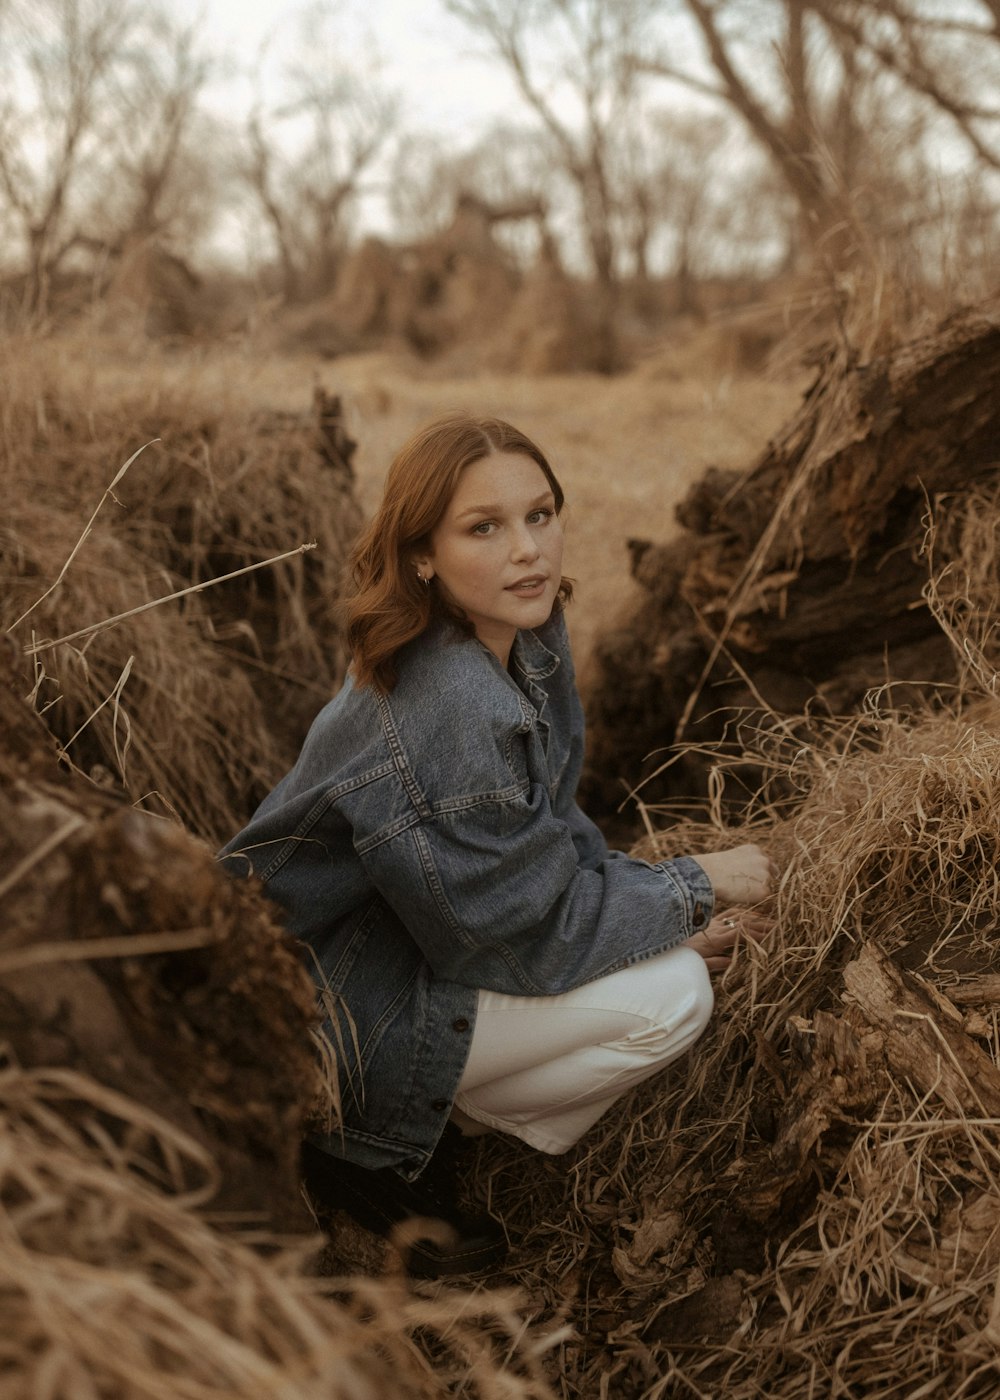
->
xmin=300 ymin=1127 xmax=508 ymax=1278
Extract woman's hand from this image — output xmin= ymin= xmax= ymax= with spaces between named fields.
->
xmin=690 ymin=843 xmax=776 ymax=906
xmin=685 ymin=907 xmax=773 ymax=972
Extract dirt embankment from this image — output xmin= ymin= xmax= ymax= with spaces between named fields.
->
xmin=583 ymin=294 xmax=1000 ymax=826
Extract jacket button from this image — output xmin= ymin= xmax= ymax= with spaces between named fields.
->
xmin=692 ymin=903 xmax=706 ymax=927
xmin=432 ymin=1098 xmax=448 ymax=1112
xmin=452 ymin=1017 xmax=470 ymax=1033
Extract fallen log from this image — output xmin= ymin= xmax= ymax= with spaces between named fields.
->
xmin=583 ymin=295 xmax=1000 ymax=825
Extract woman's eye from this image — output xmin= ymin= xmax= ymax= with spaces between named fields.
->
xmin=471 ymin=520 xmax=495 ymax=535
xmin=528 ymin=509 xmax=553 ymax=524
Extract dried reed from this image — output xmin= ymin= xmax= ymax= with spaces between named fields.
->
xmin=0 ymin=1057 xmax=559 ymax=1400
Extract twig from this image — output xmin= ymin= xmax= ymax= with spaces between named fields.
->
xmin=22 ymin=543 xmax=318 ymax=656
xmin=0 ymin=813 xmax=87 ymax=901
xmin=0 ymin=926 xmax=221 ymax=975
xmin=59 ymin=656 xmax=133 ymax=766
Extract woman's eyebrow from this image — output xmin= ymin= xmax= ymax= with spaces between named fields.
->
xmin=455 ymin=491 xmax=554 ymax=519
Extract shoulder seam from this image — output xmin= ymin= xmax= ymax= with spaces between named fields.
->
xmin=374 ymin=689 xmax=433 ymax=820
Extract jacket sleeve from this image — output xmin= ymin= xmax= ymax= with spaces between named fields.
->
xmin=563 ymin=799 xmax=617 ymax=869
xmin=357 ymin=778 xmax=714 ymax=996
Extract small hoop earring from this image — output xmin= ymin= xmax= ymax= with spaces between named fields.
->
xmin=416 ymin=571 xmax=430 ymax=586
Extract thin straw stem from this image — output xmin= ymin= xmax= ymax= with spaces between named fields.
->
xmin=23 ymin=543 xmax=318 ymax=656
xmin=7 ymin=439 xmax=159 ymax=632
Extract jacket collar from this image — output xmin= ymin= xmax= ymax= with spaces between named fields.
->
xmin=509 ymin=624 xmax=561 ymax=682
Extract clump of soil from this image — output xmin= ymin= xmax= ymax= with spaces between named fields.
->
xmin=0 ymin=635 xmax=320 ymax=1215
xmin=1 ymin=332 xmax=362 ymax=842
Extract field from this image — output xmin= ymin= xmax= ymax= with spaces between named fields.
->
xmin=7 ymin=308 xmax=1000 ymax=1400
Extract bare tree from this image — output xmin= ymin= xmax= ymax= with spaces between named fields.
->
xmin=386 ymin=132 xmax=463 ymax=243
xmin=244 ymin=4 xmax=398 ymax=303
xmin=641 ymin=1 xmax=1000 ymax=272
xmin=104 ymin=16 xmax=216 ymax=252
xmin=0 ymin=0 xmax=136 ymax=309
xmin=644 ymin=110 xmax=745 ymax=311
xmin=387 ymin=122 xmax=554 ymax=269
xmin=815 ymin=1 xmax=1000 ymax=172
xmin=444 ymin=0 xmax=660 ymax=369
xmin=641 ymin=2 xmax=870 ymax=268
xmin=0 ymin=0 xmax=219 ymax=312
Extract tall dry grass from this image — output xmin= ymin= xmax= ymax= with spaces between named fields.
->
xmin=6 ymin=308 xmax=1000 ymax=1397
xmin=0 ymin=1057 xmax=560 ymax=1400
xmin=0 ymin=329 xmax=361 ymax=843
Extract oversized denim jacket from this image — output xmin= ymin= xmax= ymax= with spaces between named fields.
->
xmin=220 ymin=610 xmax=714 ymax=1178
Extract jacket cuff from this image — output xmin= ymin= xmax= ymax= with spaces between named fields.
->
xmin=657 ymin=854 xmax=715 ymax=935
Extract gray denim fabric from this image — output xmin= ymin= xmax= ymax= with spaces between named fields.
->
xmin=220 ymin=611 xmax=714 ymax=1178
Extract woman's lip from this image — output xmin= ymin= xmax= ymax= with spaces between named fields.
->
xmin=507 ymin=576 xmax=548 ymax=590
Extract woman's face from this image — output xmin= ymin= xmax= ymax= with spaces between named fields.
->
xmin=416 ymin=451 xmax=564 ymax=666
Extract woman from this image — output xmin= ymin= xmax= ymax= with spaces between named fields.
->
xmin=221 ymin=413 xmax=773 ymax=1276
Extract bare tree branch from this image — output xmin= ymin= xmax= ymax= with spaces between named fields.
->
xmin=816 ymin=0 xmax=1000 ymax=171
xmin=445 ymin=0 xmax=658 ymax=365
xmin=0 ymin=0 xmax=220 ymax=306
xmin=242 ymin=6 xmax=398 ymax=302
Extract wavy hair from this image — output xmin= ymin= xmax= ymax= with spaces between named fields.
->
xmin=346 ymin=413 xmax=572 ymax=692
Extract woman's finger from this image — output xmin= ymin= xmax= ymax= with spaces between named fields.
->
xmin=717 ymin=910 xmax=774 ymax=942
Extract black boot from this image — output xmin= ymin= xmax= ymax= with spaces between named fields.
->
xmin=300 ymin=1127 xmax=508 ymax=1278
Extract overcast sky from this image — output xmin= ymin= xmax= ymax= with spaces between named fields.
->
xmin=185 ymin=0 xmax=524 ymax=140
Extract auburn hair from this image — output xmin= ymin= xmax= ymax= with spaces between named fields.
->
xmin=345 ymin=412 xmax=572 ymax=692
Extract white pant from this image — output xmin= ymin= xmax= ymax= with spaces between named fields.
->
xmin=452 ymin=944 xmax=713 ymax=1154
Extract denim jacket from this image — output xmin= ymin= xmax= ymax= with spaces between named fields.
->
xmin=220 ymin=610 xmax=714 ymax=1178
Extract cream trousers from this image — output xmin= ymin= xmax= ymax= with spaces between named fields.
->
xmin=452 ymin=944 xmax=714 ymax=1154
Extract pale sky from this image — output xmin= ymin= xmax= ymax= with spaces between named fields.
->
xmin=184 ymin=0 xmax=523 ymax=139
xmin=175 ymin=0 xmax=604 ymax=254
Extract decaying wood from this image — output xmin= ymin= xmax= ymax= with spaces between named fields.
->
xmin=947 ymin=976 xmax=1000 ymax=1006
xmin=713 ymin=941 xmax=1000 ymax=1245
xmin=843 ymin=943 xmax=1000 ymax=1118
xmin=583 ymin=295 xmax=1000 ymax=824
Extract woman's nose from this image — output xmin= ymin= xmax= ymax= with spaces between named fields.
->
xmin=511 ymin=525 xmax=540 ymax=561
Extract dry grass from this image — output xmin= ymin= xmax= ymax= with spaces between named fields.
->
xmin=468 ymin=485 xmax=1000 ymax=1396
xmin=924 ymin=481 xmax=1000 ymax=700
xmin=0 ymin=329 xmax=361 ymax=843
xmin=0 ymin=1057 xmax=560 ymax=1400
xmin=469 ymin=692 xmax=1000 ymax=1395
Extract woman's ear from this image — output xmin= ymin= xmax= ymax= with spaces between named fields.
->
xmin=411 ymin=554 xmax=435 ymax=584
